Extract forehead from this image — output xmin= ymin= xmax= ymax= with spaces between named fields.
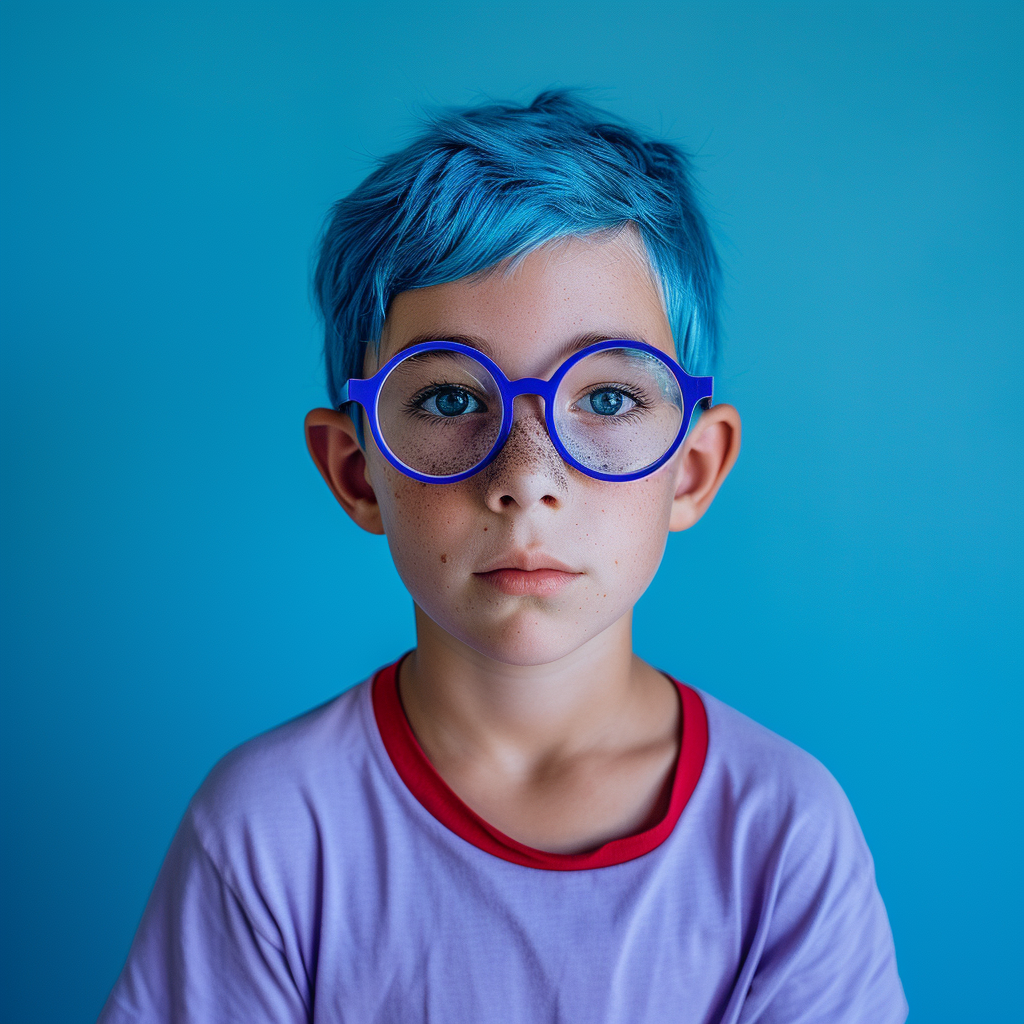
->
xmin=376 ymin=233 xmax=673 ymax=376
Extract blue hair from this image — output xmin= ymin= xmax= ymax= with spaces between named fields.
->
xmin=313 ymin=90 xmax=722 ymax=408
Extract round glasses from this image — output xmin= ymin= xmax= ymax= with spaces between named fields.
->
xmin=339 ymin=339 xmax=713 ymax=483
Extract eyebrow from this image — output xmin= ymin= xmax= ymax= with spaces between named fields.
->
xmin=382 ymin=329 xmax=649 ymax=368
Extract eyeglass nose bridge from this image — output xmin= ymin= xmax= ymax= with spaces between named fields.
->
xmin=501 ymin=375 xmax=559 ymax=418
xmin=477 ymin=376 xmax=560 ymax=475
xmin=504 ymin=376 xmax=554 ymax=398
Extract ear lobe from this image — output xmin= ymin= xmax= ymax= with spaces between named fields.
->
xmin=669 ymin=404 xmax=742 ymax=532
xmin=304 ymin=408 xmax=385 ymax=535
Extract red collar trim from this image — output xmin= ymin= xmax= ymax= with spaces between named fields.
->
xmin=372 ymin=659 xmax=708 ymax=871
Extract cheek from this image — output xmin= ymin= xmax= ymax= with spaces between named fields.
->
xmin=581 ymin=476 xmax=676 ymax=583
xmin=367 ymin=447 xmax=452 ymax=543
xmin=372 ymin=471 xmax=477 ymax=584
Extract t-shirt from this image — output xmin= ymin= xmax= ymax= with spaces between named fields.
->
xmin=98 ymin=661 xmax=908 ymax=1023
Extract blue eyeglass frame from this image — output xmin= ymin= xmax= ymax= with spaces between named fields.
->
xmin=338 ymin=338 xmax=714 ymax=484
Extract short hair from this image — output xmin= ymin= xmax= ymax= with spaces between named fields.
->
xmin=313 ymin=89 xmax=722 ymax=409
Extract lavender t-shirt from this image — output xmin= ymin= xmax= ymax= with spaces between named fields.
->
xmin=99 ymin=665 xmax=907 ymax=1023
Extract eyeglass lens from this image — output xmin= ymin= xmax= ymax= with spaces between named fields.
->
xmin=375 ymin=347 xmax=685 ymax=479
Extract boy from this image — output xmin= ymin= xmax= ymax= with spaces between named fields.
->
xmin=99 ymin=91 xmax=907 ymax=1022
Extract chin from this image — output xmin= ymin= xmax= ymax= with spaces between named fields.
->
xmin=444 ymin=608 xmax=617 ymax=668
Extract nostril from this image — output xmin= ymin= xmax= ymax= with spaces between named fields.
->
xmin=500 ymin=494 xmax=515 ymax=507
xmin=541 ymin=495 xmax=558 ymax=507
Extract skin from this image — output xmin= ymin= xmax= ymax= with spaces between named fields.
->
xmin=306 ymin=232 xmax=741 ymax=854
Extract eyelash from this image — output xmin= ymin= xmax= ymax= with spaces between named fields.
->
xmin=579 ymin=384 xmax=650 ymax=411
xmin=405 ymin=382 xmax=489 ymax=416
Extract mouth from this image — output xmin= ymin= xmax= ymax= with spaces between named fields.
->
xmin=473 ymin=553 xmax=582 ymax=596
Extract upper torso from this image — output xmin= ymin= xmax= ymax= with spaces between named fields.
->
xmin=99 ymin=664 xmax=908 ymax=1024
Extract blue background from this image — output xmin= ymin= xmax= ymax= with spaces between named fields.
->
xmin=1 ymin=2 xmax=1020 ymax=1021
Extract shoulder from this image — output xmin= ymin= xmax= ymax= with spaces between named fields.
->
xmin=96 ymin=686 xmax=381 ymax=1024
xmin=185 ymin=680 xmax=377 ymax=869
xmin=691 ymin=690 xmax=879 ymax=958
xmin=696 ymin=688 xmax=854 ymax=827
xmin=689 ymin=690 xmax=907 ymax=1022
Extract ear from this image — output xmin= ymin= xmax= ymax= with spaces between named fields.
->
xmin=669 ymin=403 xmax=742 ymax=532
xmin=304 ymin=408 xmax=385 ymax=535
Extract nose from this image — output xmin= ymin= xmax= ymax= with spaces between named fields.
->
xmin=480 ymin=404 xmax=568 ymax=512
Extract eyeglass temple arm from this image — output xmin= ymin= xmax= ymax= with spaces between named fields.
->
xmin=334 ymin=379 xmax=371 ymax=449
xmin=337 ymin=378 xmax=372 ymax=408
xmin=684 ymin=374 xmax=714 ymax=413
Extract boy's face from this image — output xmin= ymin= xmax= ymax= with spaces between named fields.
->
xmin=310 ymin=233 xmax=739 ymax=667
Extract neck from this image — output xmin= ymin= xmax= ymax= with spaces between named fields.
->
xmin=399 ymin=605 xmax=662 ymax=769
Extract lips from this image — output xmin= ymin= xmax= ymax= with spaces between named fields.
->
xmin=475 ymin=568 xmax=580 ymax=596
xmin=473 ymin=553 xmax=582 ymax=596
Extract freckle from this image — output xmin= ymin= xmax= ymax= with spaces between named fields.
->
xmin=440 ymin=554 xmax=447 ymax=563
xmin=483 ymin=526 xmax=488 ymax=531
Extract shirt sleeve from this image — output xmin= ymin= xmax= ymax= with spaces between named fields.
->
xmin=736 ymin=772 xmax=908 ymax=1024
xmin=97 ymin=806 xmax=311 ymax=1024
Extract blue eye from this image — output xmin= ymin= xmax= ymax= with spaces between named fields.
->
xmin=581 ymin=389 xmax=636 ymax=416
xmin=420 ymin=387 xmax=484 ymax=417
